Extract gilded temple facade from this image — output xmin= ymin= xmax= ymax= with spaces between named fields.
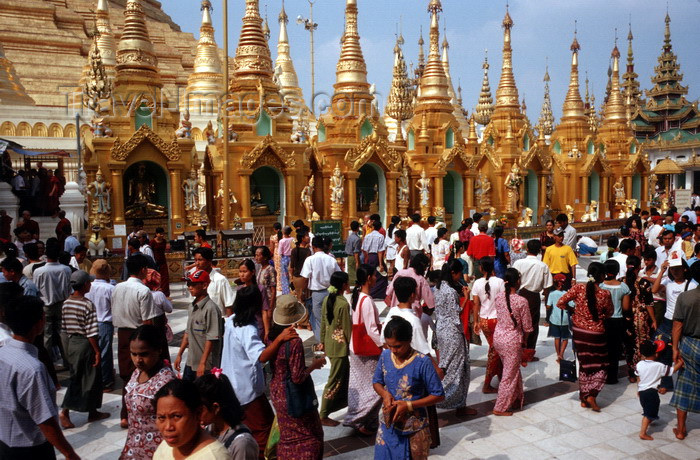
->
xmin=1 ymin=0 xmax=696 ymax=247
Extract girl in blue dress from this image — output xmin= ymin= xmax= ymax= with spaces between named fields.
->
xmin=373 ymin=317 xmax=445 ymax=460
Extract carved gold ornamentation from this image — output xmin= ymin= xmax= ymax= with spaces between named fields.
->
xmin=110 ymin=125 xmax=181 ymax=161
xmin=344 ymin=134 xmax=401 ymax=171
xmin=241 ymin=135 xmax=296 ymax=169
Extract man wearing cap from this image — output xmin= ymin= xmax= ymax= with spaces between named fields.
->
xmin=513 ymin=239 xmax=553 ymax=361
xmin=670 ymin=264 xmax=700 ymax=440
xmin=300 ymin=236 xmax=341 ymax=340
xmin=59 ymin=270 xmax=108 ymax=429
xmin=111 ymin=253 xmax=160 ymax=426
xmin=175 ymin=269 xmax=222 ymax=381
xmin=85 ymin=259 xmax=116 ymax=390
xmin=189 ymin=247 xmax=234 ymax=316
xmin=543 ymin=227 xmax=578 ymax=290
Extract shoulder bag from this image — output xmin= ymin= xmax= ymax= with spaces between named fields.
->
xmin=352 ymin=295 xmax=382 ymax=357
xmin=284 ymin=342 xmax=318 ymax=418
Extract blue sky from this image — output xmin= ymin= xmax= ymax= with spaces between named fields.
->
xmin=162 ymin=0 xmax=699 ymax=121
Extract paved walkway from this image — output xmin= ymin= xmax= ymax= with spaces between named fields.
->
xmin=56 ymin=277 xmax=700 ymax=459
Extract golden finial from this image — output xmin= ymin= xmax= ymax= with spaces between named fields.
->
xmin=602 ymin=39 xmax=626 ymax=123
xmin=418 ymin=26 xmax=425 ymax=66
xmin=334 ymin=0 xmax=369 ymax=95
xmin=116 ymin=0 xmax=158 ymax=74
xmin=184 ymin=0 xmax=224 ymax=110
xmin=562 ymin=27 xmax=585 ymax=121
xmin=94 ymin=0 xmax=116 ymax=68
xmin=467 ymin=115 xmax=478 ymax=142
xmin=386 ymin=32 xmax=414 ymax=141
xmin=84 ymin=33 xmax=112 ymax=112
xmin=474 ymin=49 xmax=493 ymax=125
xmin=621 ymin=19 xmax=641 ymax=117
xmin=414 ymin=0 xmax=450 ymax=112
xmin=419 ymin=112 xmax=429 ymax=140
xmin=495 ymin=6 xmax=519 ymax=110
xmin=263 ymin=3 xmax=271 ymax=42
xmin=538 ymin=59 xmax=554 ymax=135
xmin=234 ymin=0 xmax=274 ymax=79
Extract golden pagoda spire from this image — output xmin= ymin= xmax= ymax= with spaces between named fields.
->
xmin=116 ymin=0 xmax=158 ymax=77
xmin=233 ymin=0 xmax=274 ymax=80
xmin=184 ymin=0 xmax=224 ymax=111
xmin=333 ymin=0 xmax=370 ymax=96
xmin=494 ymin=6 xmax=519 ymax=111
xmin=441 ymin=24 xmax=469 ymax=135
xmin=0 ymin=41 xmax=35 ymax=106
xmin=414 ymin=0 xmax=451 ymax=113
xmin=603 ymin=41 xmax=626 ymax=123
xmin=275 ymin=0 xmax=308 ymax=109
xmin=621 ymin=21 xmax=641 ymax=115
xmin=585 ymin=74 xmax=599 ymax=132
xmin=474 ymin=50 xmax=493 ymax=125
xmin=386 ymin=32 xmax=414 ymax=141
xmin=561 ymin=28 xmax=585 ymax=121
xmin=537 ymin=63 xmax=554 ymax=135
xmin=417 ymin=27 xmax=425 ymax=74
xmin=95 ymin=0 xmax=116 ymax=68
xmin=646 ymin=12 xmax=688 ymax=106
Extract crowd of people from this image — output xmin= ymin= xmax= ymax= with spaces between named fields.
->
xmin=0 ymin=204 xmax=699 ymax=459
xmin=8 ymin=162 xmax=66 ymax=217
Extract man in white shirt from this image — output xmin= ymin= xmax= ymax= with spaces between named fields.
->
xmin=84 ymin=259 xmax=116 ymax=390
xmin=611 ymin=239 xmax=636 ymax=280
xmin=470 ymin=212 xmax=482 ymax=236
xmin=137 ymin=230 xmax=155 ymax=260
xmin=111 ymin=253 xmax=160 ymax=425
xmin=646 ymin=216 xmax=664 ymax=248
xmin=300 ymin=236 xmax=341 ymax=340
xmin=513 ymin=239 xmax=553 ymax=360
xmin=656 ymin=230 xmax=685 ymax=269
xmin=189 ymin=247 xmax=234 ymax=316
xmin=423 ymin=216 xmax=438 ymax=254
xmin=406 ymin=213 xmax=425 ymax=260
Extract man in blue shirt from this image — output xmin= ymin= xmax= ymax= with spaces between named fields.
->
xmin=1 ymin=257 xmax=39 ymax=297
xmin=0 ymin=295 xmax=79 ymax=459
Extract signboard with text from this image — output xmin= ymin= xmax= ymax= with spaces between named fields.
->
xmin=311 ymin=220 xmax=345 ymax=259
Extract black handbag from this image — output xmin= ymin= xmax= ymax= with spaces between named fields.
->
xmin=559 ymin=357 xmax=577 ymax=382
xmin=285 ymin=342 xmax=318 ymax=418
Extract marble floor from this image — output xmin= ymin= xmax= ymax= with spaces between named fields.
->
xmin=55 ymin=274 xmax=700 ymax=459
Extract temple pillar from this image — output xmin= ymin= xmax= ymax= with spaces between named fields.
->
xmin=347 ymin=170 xmax=360 ymax=224
xmin=562 ymin=173 xmax=570 ymax=212
xmin=581 ymin=174 xmax=589 ymax=208
xmin=321 ymin=171 xmax=332 ymax=220
xmin=285 ymin=171 xmax=297 ymax=222
xmin=239 ymin=169 xmax=252 ymax=219
xmin=386 ymin=171 xmax=400 ymax=219
xmin=433 ymin=175 xmax=444 ymax=213
xmin=625 ymin=175 xmax=633 ymax=200
xmin=169 ymin=168 xmax=183 ymax=221
xmin=538 ymin=174 xmax=547 ymax=215
xmin=641 ymin=173 xmax=648 ymax=207
xmin=464 ymin=173 xmax=473 ymax=213
xmin=601 ymin=175 xmax=610 ymax=218
xmin=111 ymin=168 xmax=125 ymax=226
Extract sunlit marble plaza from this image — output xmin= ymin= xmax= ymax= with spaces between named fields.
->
xmin=1 ymin=0 xmax=700 ymax=458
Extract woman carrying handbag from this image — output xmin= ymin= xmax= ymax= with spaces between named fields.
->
xmin=344 ymin=265 xmax=384 ymax=436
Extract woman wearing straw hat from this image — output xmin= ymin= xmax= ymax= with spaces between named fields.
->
xmin=268 ymin=295 xmax=325 ymax=459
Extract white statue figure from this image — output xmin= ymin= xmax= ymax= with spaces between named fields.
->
xmin=582 ymin=200 xmax=599 ymax=222
xmin=88 ymin=168 xmax=112 ymax=214
xmin=301 ymin=176 xmax=316 ymax=221
xmin=504 ymin=163 xmax=523 ymax=214
xmin=517 ymin=207 xmax=533 ymax=227
xmin=182 ymin=168 xmax=200 ymax=211
xmin=416 ymin=168 xmax=430 ymax=208
xmin=175 ymin=110 xmax=192 ymax=139
xmin=613 ymin=177 xmax=626 ymax=207
xmin=330 ymin=164 xmax=345 ymax=206
xmin=566 ymin=204 xmax=575 ymax=223
xmin=398 ymin=166 xmax=410 ymax=204
xmin=88 ymin=224 xmax=106 ymax=257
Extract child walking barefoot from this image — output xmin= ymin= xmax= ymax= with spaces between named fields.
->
xmin=546 ymin=274 xmax=572 ymax=362
xmin=636 ymin=340 xmax=683 ymax=441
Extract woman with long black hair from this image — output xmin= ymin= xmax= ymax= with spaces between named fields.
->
xmin=472 ymin=257 xmax=505 ymax=393
xmin=492 ymin=268 xmax=532 ymax=416
xmin=557 ymin=262 xmax=613 ymax=411
xmin=434 ymin=260 xmax=475 ymax=417
xmin=319 ymin=271 xmax=351 ymax=426
xmin=344 ymin=265 xmax=384 ymax=435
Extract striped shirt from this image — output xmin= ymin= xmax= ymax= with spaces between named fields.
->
xmin=61 ymin=297 xmax=98 ymax=337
